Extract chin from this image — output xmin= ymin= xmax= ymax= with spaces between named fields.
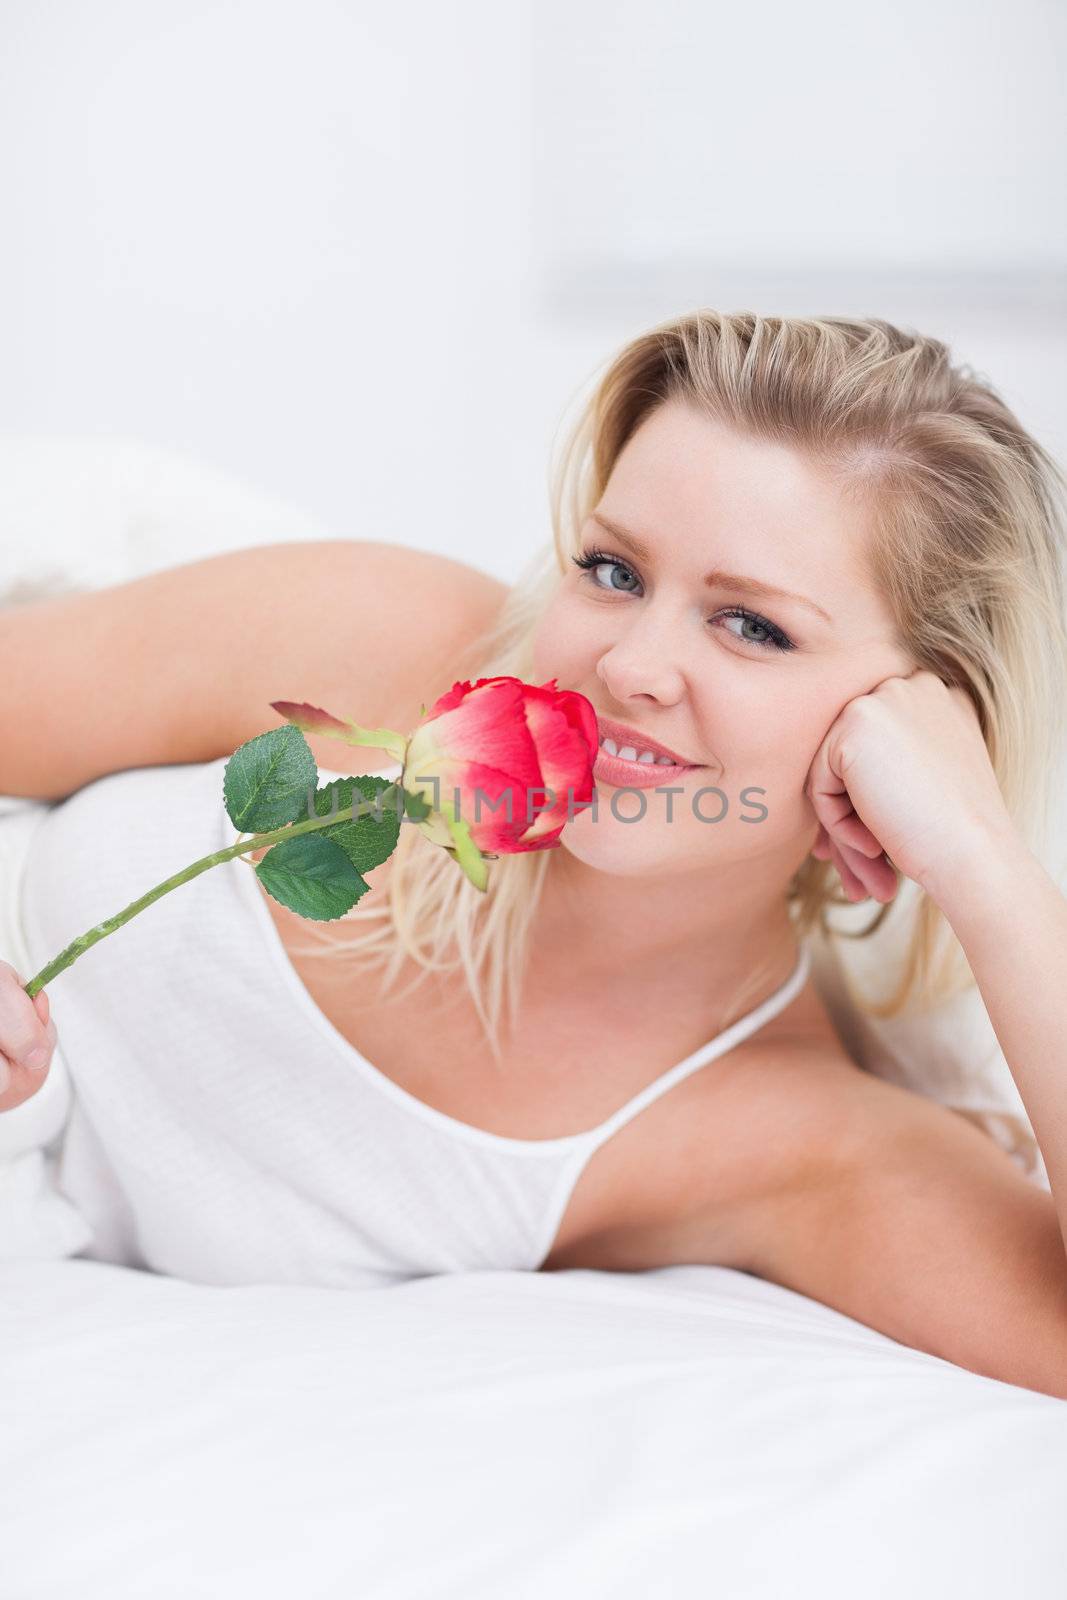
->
xmin=556 ymin=804 xmax=687 ymax=879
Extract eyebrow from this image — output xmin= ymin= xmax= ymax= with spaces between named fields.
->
xmin=590 ymin=512 xmax=834 ymax=625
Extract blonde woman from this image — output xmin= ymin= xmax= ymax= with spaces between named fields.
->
xmin=3 ymin=311 xmax=1067 ymax=1400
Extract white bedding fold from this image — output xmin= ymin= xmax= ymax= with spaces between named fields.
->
xmin=0 ymin=799 xmax=94 ymax=1258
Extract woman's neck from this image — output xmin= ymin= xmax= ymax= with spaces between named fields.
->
xmin=532 ymin=845 xmax=801 ymax=1030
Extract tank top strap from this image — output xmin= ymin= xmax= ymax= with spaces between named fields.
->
xmin=578 ymin=940 xmax=812 ymax=1152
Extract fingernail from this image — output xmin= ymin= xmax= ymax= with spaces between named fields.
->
xmin=25 ymin=1045 xmax=49 ymax=1071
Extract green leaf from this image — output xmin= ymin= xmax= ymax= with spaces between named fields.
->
xmin=310 ymin=776 xmax=402 ymax=872
xmin=399 ymin=785 xmax=432 ymax=823
xmin=269 ymin=700 xmax=408 ymax=765
xmin=224 ymin=727 xmax=318 ymax=832
xmin=255 ymin=833 xmax=370 ymax=921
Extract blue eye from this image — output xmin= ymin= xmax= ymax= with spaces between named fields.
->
xmin=716 ymin=607 xmax=794 ymax=652
xmin=569 ymin=546 xmax=797 ymax=655
xmin=571 ymin=548 xmax=640 ymax=594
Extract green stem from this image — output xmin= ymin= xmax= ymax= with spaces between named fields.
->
xmin=23 ymin=782 xmax=402 ymax=998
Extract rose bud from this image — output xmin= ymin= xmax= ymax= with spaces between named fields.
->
xmin=402 ymin=676 xmax=598 ymax=884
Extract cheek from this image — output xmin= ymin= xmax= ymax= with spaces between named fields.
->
xmin=530 ymin=595 xmax=592 ymax=683
xmin=722 ymin=686 xmax=825 ymax=793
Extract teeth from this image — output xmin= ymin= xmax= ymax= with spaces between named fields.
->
xmin=599 ymin=736 xmax=683 ymax=767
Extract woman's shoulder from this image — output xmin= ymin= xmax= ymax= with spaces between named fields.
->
xmin=542 ymin=979 xmax=862 ymax=1275
xmin=227 ymin=540 xmax=510 ymax=771
xmin=0 ymin=539 xmax=509 ymax=803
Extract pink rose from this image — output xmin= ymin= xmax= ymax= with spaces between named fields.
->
xmin=403 ymin=676 xmax=597 ymax=858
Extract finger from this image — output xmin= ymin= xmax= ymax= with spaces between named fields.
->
xmin=806 ymin=740 xmax=881 ymax=856
xmin=806 ymin=739 xmax=895 ymax=883
xmin=813 ymin=822 xmax=898 ymax=904
xmin=827 ymin=837 xmax=868 ymax=900
xmin=809 ymin=785 xmax=885 ymax=859
xmin=808 ymin=794 xmax=898 ymax=901
xmin=0 ymin=966 xmax=53 ymax=1071
xmin=810 ymin=824 xmax=832 ymax=861
xmin=833 ymin=834 xmax=899 ymax=903
xmin=851 ymin=837 xmax=899 ymax=901
xmin=829 ymin=812 xmax=885 ymax=859
xmin=0 ymin=1034 xmax=53 ymax=1111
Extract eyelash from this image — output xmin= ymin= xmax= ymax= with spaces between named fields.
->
xmin=569 ymin=546 xmax=797 ymax=655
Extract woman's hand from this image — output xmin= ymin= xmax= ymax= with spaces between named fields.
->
xmin=0 ymin=961 xmax=57 ymax=1111
xmin=804 ymin=669 xmax=1015 ymax=907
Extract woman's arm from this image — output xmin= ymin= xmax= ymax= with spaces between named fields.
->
xmin=758 ymin=1064 xmax=1067 ymax=1400
xmin=0 ymin=539 xmax=507 ymax=801
xmin=803 ymin=667 xmax=1067 ymax=1237
xmin=656 ymin=1043 xmax=1067 ymax=1401
xmin=748 ymin=828 xmax=1067 ymax=1401
xmin=922 ymin=825 xmax=1067 ymax=1267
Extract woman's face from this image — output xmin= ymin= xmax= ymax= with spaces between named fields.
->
xmin=530 ymin=398 xmax=915 ymax=882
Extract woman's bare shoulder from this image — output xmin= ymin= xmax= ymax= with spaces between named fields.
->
xmin=0 ymin=537 xmax=511 ymax=800
xmin=687 ymin=1035 xmax=1067 ymax=1397
xmin=541 ymin=989 xmax=863 ymax=1275
xmin=232 ymin=538 xmax=511 ymax=756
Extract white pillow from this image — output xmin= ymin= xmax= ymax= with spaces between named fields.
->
xmin=0 ymin=434 xmax=332 ymax=596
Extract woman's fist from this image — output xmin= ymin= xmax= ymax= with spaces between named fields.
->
xmin=0 ymin=961 xmax=58 ymax=1111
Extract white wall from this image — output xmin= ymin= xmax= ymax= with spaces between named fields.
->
xmin=533 ymin=0 xmax=1066 ymax=270
xmin=0 ymin=0 xmax=1063 ymax=591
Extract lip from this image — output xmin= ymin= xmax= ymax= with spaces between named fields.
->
xmin=593 ymin=715 xmax=701 ymax=769
xmin=593 ymin=745 xmax=698 ymax=789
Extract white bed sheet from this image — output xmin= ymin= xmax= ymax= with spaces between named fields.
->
xmin=1 ymin=1257 xmax=1066 ymax=1600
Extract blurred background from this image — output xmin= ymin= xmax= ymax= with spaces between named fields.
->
xmin=0 ymin=0 xmax=1064 ymax=594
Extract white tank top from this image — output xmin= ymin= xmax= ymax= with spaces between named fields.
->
xmin=7 ymin=756 xmax=811 ymax=1286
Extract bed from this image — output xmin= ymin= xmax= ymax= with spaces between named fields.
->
xmin=4 ymin=1255 xmax=1067 ymax=1599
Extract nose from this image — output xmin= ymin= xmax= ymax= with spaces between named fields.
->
xmin=595 ymin=607 xmax=688 ymax=705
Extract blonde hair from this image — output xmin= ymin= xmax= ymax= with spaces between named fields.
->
xmin=285 ymin=310 xmax=1067 ymax=1061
